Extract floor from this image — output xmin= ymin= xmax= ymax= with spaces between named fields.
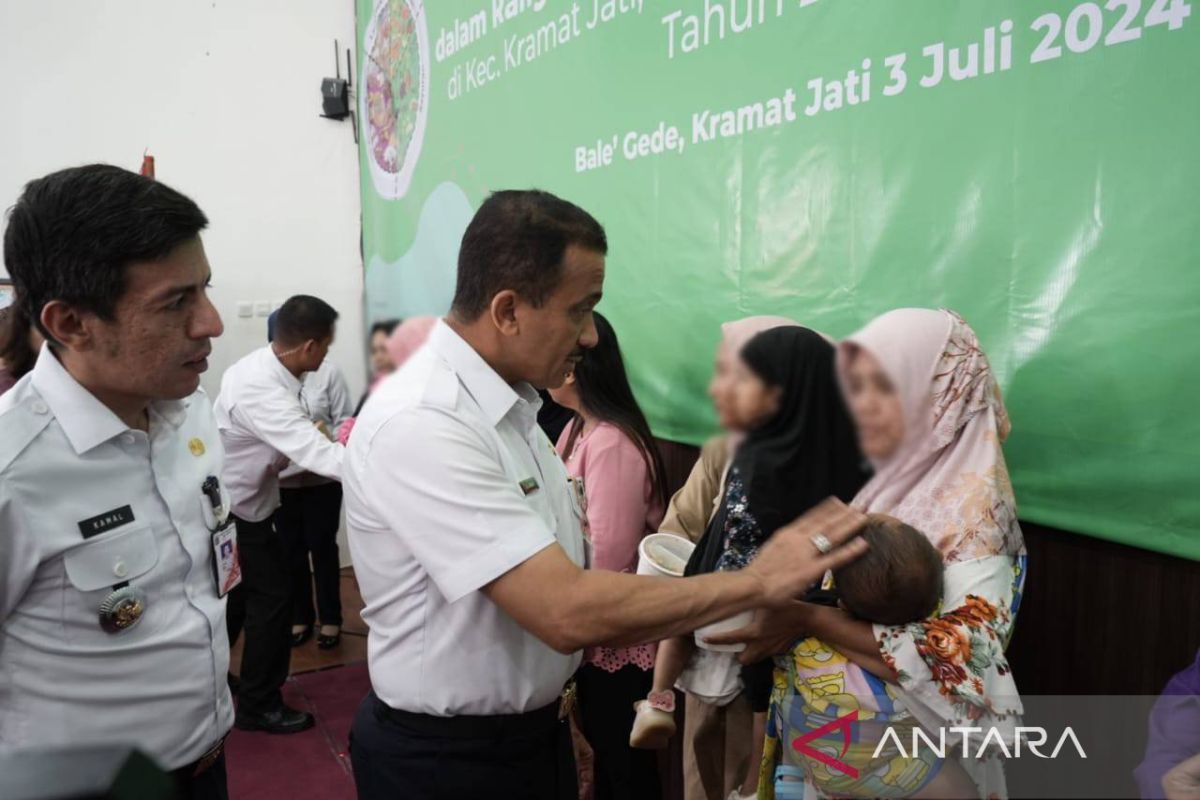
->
xmin=226 ymin=568 xmax=370 ymax=800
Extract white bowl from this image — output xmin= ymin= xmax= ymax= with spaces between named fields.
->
xmin=695 ymin=610 xmax=755 ymax=653
xmin=637 ymin=533 xmax=695 ymax=577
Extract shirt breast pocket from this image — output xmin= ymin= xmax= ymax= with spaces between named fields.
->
xmin=61 ymin=525 xmax=162 ymax=644
xmin=544 ymin=476 xmax=586 ymax=568
xmin=565 ymin=481 xmax=593 ymax=569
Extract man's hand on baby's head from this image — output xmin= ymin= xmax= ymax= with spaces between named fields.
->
xmin=742 ymin=498 xmax=868 ymax=608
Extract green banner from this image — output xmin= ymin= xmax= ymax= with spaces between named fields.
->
xmin=356 ymin=0 xmax=1200 ymax=561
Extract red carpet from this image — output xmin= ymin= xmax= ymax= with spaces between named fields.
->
xmin=226 ymin=662 xmax=370 ymax=800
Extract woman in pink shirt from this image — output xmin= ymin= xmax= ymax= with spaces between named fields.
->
xmin=550 ymin=311 xmax=668 ymax=800
xmin=338 ymin=316 xmax=438 ymax=444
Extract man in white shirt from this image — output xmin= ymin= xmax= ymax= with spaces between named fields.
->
xmin=344 ymin=190 xmax=868 ymax=800
xmin=0 ymin=165 xmax=232 ymax=799
xmin=266 ymin=309 xmax=354 ymax=650
xmin=215 ymin=295 xmax=344 ymax=734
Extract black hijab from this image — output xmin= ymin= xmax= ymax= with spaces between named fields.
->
xmin=686 ymin=326 xmax=870 ymax=575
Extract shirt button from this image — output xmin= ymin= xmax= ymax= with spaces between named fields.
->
xmin=121 ymin=433 xmax=136 ymax=445
xmin=31 ymin=401 xmax=48 ymax=414
xmin=113 ymin=560 xmax=128 ymax=579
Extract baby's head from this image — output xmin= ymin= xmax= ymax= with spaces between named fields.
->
xmin=833 ymin=513 xmax=943 ymax=625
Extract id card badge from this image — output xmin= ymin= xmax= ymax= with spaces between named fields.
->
xmin=201 ymin=475 xmax=241 ymax=596
xmin=211 ymin=525 xmax=242 ymax=597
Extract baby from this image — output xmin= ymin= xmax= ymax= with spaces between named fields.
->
xmin=834 ymin=512 xmax=943 ymax=626
xmin=633 ymin=514 xmax=970 ymax=799
xmin=784 ymin=515 xmax=978 ymax=799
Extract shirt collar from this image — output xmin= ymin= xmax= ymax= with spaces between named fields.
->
xmin=427 ymin=320 xmax=543 ymax=430
xmin=258 ymin=345 xmax=302 ymax=393
xmin=29 ymin=345 xmax=188 ymax=455
xmin=151 ymin=396 xmax=190 ymax=430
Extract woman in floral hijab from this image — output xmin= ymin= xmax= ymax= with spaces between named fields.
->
xmin=752 ymin=309 xmax=1027 ymax=799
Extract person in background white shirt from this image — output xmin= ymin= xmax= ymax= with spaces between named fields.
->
xmin=0 ymin=165 xmax=231 ymax=799
xmin=215 ymin=295 xmax=344 ymax=735
xmin=344 ymin=190 xmax=869 ymax=800
xmin=265 ymin=308 xmax=354 ymax=650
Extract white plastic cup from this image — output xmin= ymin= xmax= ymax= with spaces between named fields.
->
xmin=695 ymin=610 xmax=755 ymax=653
xmin=637 ymin=533 xmax=696 ymax=577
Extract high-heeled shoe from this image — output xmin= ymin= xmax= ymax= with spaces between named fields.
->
xmin=290 ymin=625 xmax=313 ymax=647
xmin=316 ymin=627 xmax=341 ymax=650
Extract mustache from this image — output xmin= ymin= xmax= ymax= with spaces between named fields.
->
xmin=185 ymin=343 xmax=212 ymax=363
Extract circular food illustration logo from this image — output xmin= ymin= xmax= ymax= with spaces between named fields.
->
xmin=361 ymin=0 xmax=430 ymax=200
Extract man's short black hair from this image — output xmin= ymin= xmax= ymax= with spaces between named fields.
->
xmin=451 ymin=190 xmax=607 ymax=320
xmin=3 ymin=164 xmax=208 ymax=340
xmin=274 ymin=295 xmax=338 ymax=345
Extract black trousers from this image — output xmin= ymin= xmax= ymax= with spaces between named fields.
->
xmin=576 ymin=664 xmax=663 ymax=800
xmin=742 ymin=658 xmax=776 ymax=713
xmin=350 ymin=691 xmax=578 ymax=800
xmin=277 ymin=483 xmax=344 ymax=627
xmin=174 ymin=752 xmax=229 ymax=800
xmin=225 ymin=514 xmax=291 ymax=715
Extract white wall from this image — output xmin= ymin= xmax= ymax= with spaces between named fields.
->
xmin=0 ymin=0 xmax=366 ymax=401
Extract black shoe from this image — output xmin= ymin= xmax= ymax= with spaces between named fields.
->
xmin=234 ymin=705 xmax=316 ymax=735
xmin=316 ymin=629 xmax=341 ymax=650
xmin=291 ymin=626 xmax=313 ymax=647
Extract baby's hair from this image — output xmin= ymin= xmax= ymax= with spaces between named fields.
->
xmin=834 ymin=513 xmax=943 ymax=625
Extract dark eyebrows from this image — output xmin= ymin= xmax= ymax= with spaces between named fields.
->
xmin=153 ymin=272 xmax=213 ymax=304
xmin=572 ymin=291 xmax=603 ymax=312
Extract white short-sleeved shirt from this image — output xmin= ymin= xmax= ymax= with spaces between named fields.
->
xmin=344 ymin=321 xmax=585 ymax=716
xmin=0 ymin=347 xmax=234 ymax=769
xmin=280 ymin=360 xmax=354 ymax=487
xmin=214 ymin=346 xmax=344 ymax=521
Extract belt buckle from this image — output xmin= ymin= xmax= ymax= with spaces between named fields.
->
xmin=191 ymin=737 xmax=226 ymax=777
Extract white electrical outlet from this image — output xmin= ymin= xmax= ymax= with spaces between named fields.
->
xmin=255 ymin=302 xmax=270 ymax=317
xmin=237 ymin=302 xmax=253 ymax=319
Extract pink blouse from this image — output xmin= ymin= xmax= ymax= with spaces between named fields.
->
xmin=556 ymin=420 xmax=665 ymax=672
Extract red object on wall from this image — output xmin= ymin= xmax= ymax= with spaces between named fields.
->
xmin=140 ymin=154 xmax=155 ymax=179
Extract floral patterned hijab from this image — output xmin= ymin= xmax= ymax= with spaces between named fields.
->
xmin=838 ymin=308 xmax=1021 ymax=563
